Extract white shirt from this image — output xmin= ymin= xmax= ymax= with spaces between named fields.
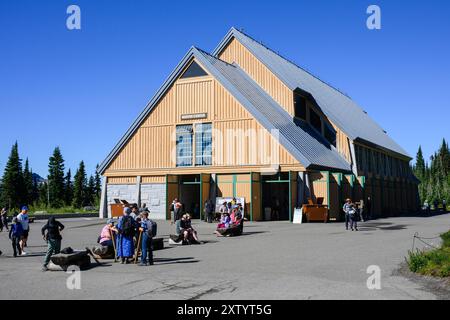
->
xmin=17 ymin=212 xmax=29 ymax=230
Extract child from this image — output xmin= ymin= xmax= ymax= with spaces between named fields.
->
xmin=9 ymin=217 xmax=23 ymax=257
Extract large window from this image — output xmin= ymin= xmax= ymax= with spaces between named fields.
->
xmin=176 ymin=125 xmax=193 ymax=167
xmin=309 ymin=109 xmax=322 ymax=133
xmin=195 ymin=123 xmax=212 ymax=166
xmin=294 ymin=93 xmax=307 ymax=120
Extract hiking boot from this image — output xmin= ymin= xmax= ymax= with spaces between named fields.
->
xmin=21 ymin=251 xmax=27 ymax=256
xmin=42 ymin=266 xmax=48 ymax=272
xmin=138 ymin=262 xmax=147 ymax=266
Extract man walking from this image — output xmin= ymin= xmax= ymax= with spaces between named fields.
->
xmin=41 ymin=216 xmax=65 ymax=271
xmin=138 ymin=211 xmax=154 ymax=266
xmin=17 ymin=206 xmax=30 ymax=255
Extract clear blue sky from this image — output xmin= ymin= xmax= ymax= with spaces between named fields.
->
xmin=1 ymin=0 xmax=449 ymax=177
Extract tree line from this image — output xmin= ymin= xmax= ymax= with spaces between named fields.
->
xmin=0 ymin=142 xmax=102 ymax=211
xmin=413 ymin=139 xmax=450 ymax=205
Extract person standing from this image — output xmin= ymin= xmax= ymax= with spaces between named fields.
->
xmin=41 ymin=216 xmax=65 ymax=271
xmin=116 ymin=207 xmax=136 ymax=264
xmin=17 ymin=206 xmax=30 ymax=255
xmin=9 ymin=217 xmax=23 ymax=257
xmin=130 ymin=203 xmax=140 ymax=220
xmin=443 ymin=199 xmax=447 ymax=213
xmin=204 ymin=200 xmax=214 ymax=223
xmin=343 ymin=199 xmax=353 ymax=231
xmin=366 ymin=196 xmax=372 ymax=220
xmin=138 ymin=211 xmax=154 ymax=266
xmin=1 ymin=207 xmax=9 ymax=232
xmin=169 ymin=198 xmax=177 ymax=225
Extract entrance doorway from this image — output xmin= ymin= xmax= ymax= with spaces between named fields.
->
xmin=262 ymin=173 xmax=290 ymax=221
xmin=179 ymin=175 xmax=201 ymax=219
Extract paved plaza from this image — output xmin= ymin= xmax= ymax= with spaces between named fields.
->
xmin=0 ymin=214 xmax=449 ymax=300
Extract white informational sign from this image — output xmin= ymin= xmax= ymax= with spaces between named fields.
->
xmin=215 ymin=197 xmax=245 ymax=217
xmin=293 ymin=207 xmax=303 ymax=224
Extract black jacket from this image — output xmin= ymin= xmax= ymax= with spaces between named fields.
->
xmin=41 ymin=217 xmax=64 ymax=240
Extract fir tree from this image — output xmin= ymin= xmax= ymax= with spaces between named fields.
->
xmin=64 ymin=169 xmax=74 ymax=206
xmin=72 ymin=161 xmax=87 ymax=208
xmin=85 ymin=175 xmax=96 ymax=206
xmin=95 ymin=164 xmax=102 ymax=199
xmin=47 ymin=147 xmax=66 ymax=208
xmin=0 ymin=142 xmax=25 ymax=209
xmin=23 ymin=159 xmax=34 ymax=205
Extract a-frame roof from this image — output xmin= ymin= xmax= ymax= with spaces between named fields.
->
xmin=98 ymin=46 xmax=351 ymax=174
xmin=214 ymin=27 xmax=410 ymax=159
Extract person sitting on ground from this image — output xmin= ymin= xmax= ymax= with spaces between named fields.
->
xmin=41 ymin=216 xmax=65 ymax=272
xmin=99 ymin=219 xmax=116 ymax=248
xmin=230 ymin=205 xmax=243 ymax=226
xmin=215 ymin=212 xmax=231 ymax=236
xmin=9 ymin=217 xmax=23 ymax=257
xmin=180 ymin=214 xmax=199 ymax=244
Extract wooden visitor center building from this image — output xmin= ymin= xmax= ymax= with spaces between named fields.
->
xmin=98 ymin=28 xmax=419 ymax=221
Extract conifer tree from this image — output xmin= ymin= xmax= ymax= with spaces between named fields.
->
xmin=72 ymin=161 xmax=87 ymax=208
xmin=47 ymin=147 xmax=65 ymax=208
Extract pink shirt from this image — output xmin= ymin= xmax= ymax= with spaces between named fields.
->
xmin=100 ymin=225 xmax=112 ymax=243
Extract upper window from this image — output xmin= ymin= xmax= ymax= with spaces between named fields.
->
xmin=195 ymin=123 xmax=212 ymax=166
xmin=180 ymin=61 xmax=208 ymax=79
xmin=324 ymin=124 xmax=336 ymax=146
xmin=309 ymin=109 xmax=322 ymax=133
xmin=294 ymin=94 xmax=307 ymax=120
xmin=176 ymin=125 xmax=193 ymax=167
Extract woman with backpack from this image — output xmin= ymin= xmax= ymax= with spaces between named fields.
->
xmin=116 ymin=207 xmax=137 ymax=264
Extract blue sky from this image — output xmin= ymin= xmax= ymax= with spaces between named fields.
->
xmin=0 ymin=0 xmax=449 ymax=177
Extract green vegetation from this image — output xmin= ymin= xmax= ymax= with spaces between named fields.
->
xmin=0 ymin=142 xmax=101 ymax=213
xmin=407 ymin=230 xmax=450 ymax=278
xmin=413 ymin=139 xmax=450 ymax=205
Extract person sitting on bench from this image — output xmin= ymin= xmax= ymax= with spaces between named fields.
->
xmin=98 ymin=219 xmax=116 ymax=248
xmin=180 ymin=214 xmax=199 ymax=244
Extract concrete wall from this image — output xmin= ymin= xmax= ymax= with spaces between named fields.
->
xmin=102 ymin=183 xmax=166 ymax=220
xmin=106 ymin=184 xmax=138 ymax=217
xmin=140 ymin=183 xmax=166 ymax=220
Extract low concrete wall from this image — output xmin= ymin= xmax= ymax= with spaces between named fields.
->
xmin=140 ymin=183 xmax=166 ymax=220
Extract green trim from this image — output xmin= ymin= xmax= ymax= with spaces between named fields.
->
xmin=288 ymin=171 xmax=292 ymax=222
xmin=165 ymin=175 xmax=168 ymax=220
xmin=326 ymin=171 xmax=330 ymax=208
xmin=250 ymin=171 xmax=253 ymax=222
xmin=232 ymin=174 xmax=237 ymax=198
xmin=264 ymin=180 xmax=290 ymax=183
xmin=199 ymin=174 xmax=203 ymax=221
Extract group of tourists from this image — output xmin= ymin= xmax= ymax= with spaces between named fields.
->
xmin=215 ymin=198 xmax=244 ymax=236
xmin=423 ymin=199 xmax=447 ymax=213
xmin=98 ymin=203 xmax=156 ymax=266
xmin=2 ymin=206 xmax=31 ymax=256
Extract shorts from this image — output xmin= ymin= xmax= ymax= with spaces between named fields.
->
xmin=21 ymin=229 xmax=29 ymax=239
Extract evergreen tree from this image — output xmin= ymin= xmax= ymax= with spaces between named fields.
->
xmin=23 ymin=158 xmax=34 ymax=205
xmin=47 ymin=147 xmax=65 ymax=208
xmin=38 ymin=182 xmax=49 ymax=207
xmin=31 ymin=172 xmax=39 ymax=204
xmin=72 ymin=161 xmax=87 ymax=208
xmin=64 ymin=169 xmax=74 ymax=206
xmin=95 ymin=164 xmax=102 ymax=199
xmin=85 ymin=175 xmax=95 ymax=206
xmin=0 ymin=142 xmax=25 ymax=209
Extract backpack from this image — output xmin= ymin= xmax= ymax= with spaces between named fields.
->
xmin=121 ymin=216 xmax=134 ymax=237
xmin=147 ymin=219 xmax=157 ymax=238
